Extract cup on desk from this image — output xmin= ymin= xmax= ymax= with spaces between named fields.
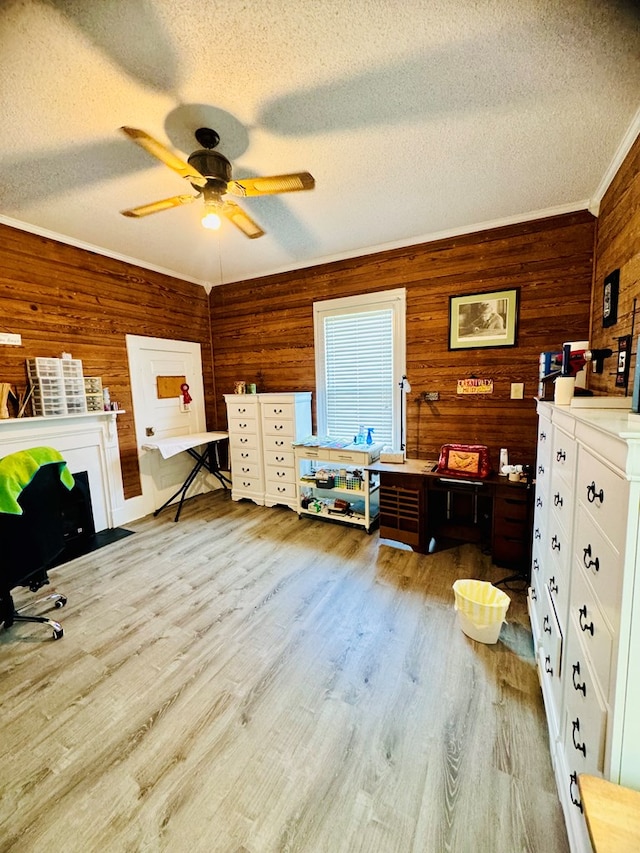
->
xmin=234 ymin=381 xmax=246 ymax=394
xmin=247 ymin=383 xmax=257 ymax=394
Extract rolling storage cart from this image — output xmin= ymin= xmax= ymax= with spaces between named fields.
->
xmin=293 ymin=439 xmax=383 ymax=532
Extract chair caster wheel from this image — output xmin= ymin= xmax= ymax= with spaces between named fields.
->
xmin=54 ymin=596 xmax=67 ymax=608
xmin=53 ymin=627 xmax=64 ymax=640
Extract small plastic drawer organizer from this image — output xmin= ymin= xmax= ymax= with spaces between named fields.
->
xmin=26 ymin=357 xmax=87 ymax=416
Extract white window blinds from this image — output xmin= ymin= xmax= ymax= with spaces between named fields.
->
xmin=314 ymin=289 xmax=406 ymax=448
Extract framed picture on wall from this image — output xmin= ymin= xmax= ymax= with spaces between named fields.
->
xmin=449 ymin=288 xmax=519 ymax=350
xmin=602 ymin=269 xmax=620 ymax=328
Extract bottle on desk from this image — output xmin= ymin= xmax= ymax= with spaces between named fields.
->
xmin=499 ymin=448 xmax=509 ymax=475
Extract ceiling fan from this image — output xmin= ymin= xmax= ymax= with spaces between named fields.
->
xmin=119 ymin=126 xmax=315 ymax=238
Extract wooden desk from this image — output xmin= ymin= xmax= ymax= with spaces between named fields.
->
xmin=578 ymin=774 xmax=640 ymax=853
xmin=366 ymin=459 xmax=533 ymax=567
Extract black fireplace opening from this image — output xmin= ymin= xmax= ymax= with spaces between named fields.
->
xmin=52 ymin=470 xmax=134 ymax=567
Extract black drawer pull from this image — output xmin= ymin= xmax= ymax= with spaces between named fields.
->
xmin=237 ymin=407 xmax=246 ymax=414
xmin=549 ymin=576 xmax=558 ymax=595
xmin=277 ymin=471 xmax=286 ymax=478
xmin=275 ymin=455 xmax=285 ymax=462
xmin=579 ymin=604 xmax=594 ymax=636
xmin=241 ymin=467 xmax=250 ymax=474
xmin=272 ymin=408 xmax=283 ymax=414
xmin=540 ymin=431 xmax=547 ymax=441
xmin=572 ymin=661 xmax=586 ymax=696
xmin=543 ymin=614 xmax=551 ymax=635
xmin=587 ymin=481 xmax=604 ymax=505
xmin=583 ymin=544 xmax=600 ymax=572
xmin=551 ymin=535 xmax=560 ymax=552
xmin=569 ymin=772 xmax=583 ymax=813
xmin=530 ymin=587 xmax=537 ymax=601
xmin=554 ymin=492 xmax=563 ymax=507
xmin=277 ymin=486 xmax=286 ymax=492
xmin=534 ymin=528 xmax=541 ymax=540
xmin=240 ymin=437 xmax=248 ymax=444
xmin=274 ymin=424 xmax=284 ymax=431
xmin=556 ymin=449 xmax=566 ymax=462
xmin=538 ymin=464 xmax=545 ymax=475
xmin=532 ymin=558 xmax=539 ymax=573
xmin=239 ymin=423 xmax=247 ymax=429
xmin=536 ymin=496 xmax=543 ymax=508
xmin=572 ymin=718 xmax=586 ymax=757
xmin=544 ymin=655 xmax=553 ymax=675
xmin=275 ymin=440 xmax=284 ymax=446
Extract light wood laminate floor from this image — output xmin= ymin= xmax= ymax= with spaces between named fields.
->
xmin=1 ymin=490 xmax=569 ymax=853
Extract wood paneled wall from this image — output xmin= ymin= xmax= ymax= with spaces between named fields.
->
xmin=589 ymin=132 xmax=640 ymax=396
xmin=210 ymin=211 xmax=596 ymax=470
xmin=0 ymin=225 xmax=215 ymax=499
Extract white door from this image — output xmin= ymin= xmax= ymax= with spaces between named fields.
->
xmin=126 ymin=335 xmax=208 ymax=516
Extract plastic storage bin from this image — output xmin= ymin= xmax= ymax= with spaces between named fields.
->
xmin=452 ymin=579 xmax=510 ymax=644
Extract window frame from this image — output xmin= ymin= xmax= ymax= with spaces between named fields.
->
xmin=313 ymin=288 xmax=407 ymax=448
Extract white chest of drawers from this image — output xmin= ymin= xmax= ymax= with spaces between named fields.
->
xmin=529 ymin=399 xmax=640 ymax=853
xmin=224 ymin=392 xmax=312 ymax=509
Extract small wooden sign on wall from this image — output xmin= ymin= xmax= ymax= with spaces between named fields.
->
xmin=156 ymin=375 xmax=186 ymax=398
xmin=457 ymin=378 xmax=494 ymax=395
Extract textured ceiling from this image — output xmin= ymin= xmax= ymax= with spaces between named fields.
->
xmin=1 ymin=0 xmax=639 ymax=288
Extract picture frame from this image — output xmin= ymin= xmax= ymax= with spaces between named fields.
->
xmin=449 ymin=288 xmax=519 ymax=350
xmin=602 ymin=269 xmax=620 ymax=328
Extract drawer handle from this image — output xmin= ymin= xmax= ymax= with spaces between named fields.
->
xmin=544 ymin=654 xmax=553 ymax=675
xmin=238 ymin=407 xmax=246 ymax=414
xmin=534 ymin=528 xmax=541 ymax=540
xmin=538 ymin=464 xmax=545 ymax=475
xmin=277 ymin=486 xmax=286 ymax=492
xmin=275 ymin=440 xmax=285 ymax=447
xmin=549 ymin=576 xmax=558 ymax=595
xmin=551 ymin=535 xmax=560 ymax=552
xmin=274 ymin=424 xmax=284 ymax=431
xmin=275 ymin=455 xmax=285 ymax=462
xmin=277 ymin=471 xmax=286 ymax=478
xmin=241 ymin=452 xmax=249 ymax=458
xmin=556 ymin=449 xmax=566 ymax=462
xmin=241 ymin=467 xmax=251 ymax=474
xmin=569 ymin=773 xmax=583 ymax=813
xmin=572 ymin=661 xmax=586 ymax=696
xmin=242 ymin=481 xmax=251 ymax=487
xmin=579 ymin=604 xmax=594 ymax=636
xmin=272 ymin=408 xmax=283 ymax=414
xmin=583 ymin=544 xmax=600 ymax=573
xmin=530 ymin=587 xmax=537 ymax=601
xmin=240 ymin=437 xmax=248 ymax=444
xmin=540 ymin=431 xmax=546 ymax=441
xmin=543 ymin=614 xmax=551 ymax=635
xmin=239 ymin=423 xmax=247 ymax=429
xmin=554 ymin=492 xmax=563 ymax=507
xmin=587 ymin=481 xmax=604 ymax=505
xmin=536 ymin=496 xmax=543 ymax=508
xmin=572 ymin=718 xmax=587 ymax=757
xmin=532 ymin=558 xmax=539 ymax=572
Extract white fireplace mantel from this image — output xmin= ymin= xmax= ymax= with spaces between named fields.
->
xmin=0 ymin=411 xmax=126 ymax=531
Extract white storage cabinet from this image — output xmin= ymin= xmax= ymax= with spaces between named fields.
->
xmin=224 ymin=392 xmax=311 ymax=509
xmin=529 ymin=399 xmax=640 ymax=853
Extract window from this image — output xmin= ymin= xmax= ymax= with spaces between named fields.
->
xmin=314 ymin=288 xmax=406 ymax=447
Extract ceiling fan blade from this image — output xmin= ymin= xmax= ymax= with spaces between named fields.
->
xmin=221 ymin=201 xmax=265 ymax=238
xmin=120 ymin=194 xmax=196 ymax=218
xmin=120 ymin=126 xmax=207 ymax=188
xmin=226 ymin=172 xmax=315 ymax=197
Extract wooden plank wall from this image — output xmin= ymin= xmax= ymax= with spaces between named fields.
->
xmin=589 ymin=132 xmax=640 ymax=396
xmin=210 ymin=211 xmax=596 ymax=470
xmin=0 ymin=225 xmax=215 ymax=499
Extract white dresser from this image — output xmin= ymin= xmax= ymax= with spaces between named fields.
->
xmin=224 ymin=392 xmax=312 ymax=509
xmin=529 ymin=399 xmax=640 ymax=852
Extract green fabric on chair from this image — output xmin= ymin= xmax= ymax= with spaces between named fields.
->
xmin=0 ymin=447 xmax=75 ymax=515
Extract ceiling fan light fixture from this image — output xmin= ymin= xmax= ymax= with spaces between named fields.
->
xmin=201 ymin=209 xmax=222 ymax=230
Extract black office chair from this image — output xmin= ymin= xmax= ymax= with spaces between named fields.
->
xmin=0 ymin=458 xmax=72 ymax=640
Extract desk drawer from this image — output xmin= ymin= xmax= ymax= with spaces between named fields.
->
xmin=264 ymin=448 xmax=294 ymax=468
xmin=264 ymin=434 xmax=292 ymax=453
xmin=233 ymin=459 xmax=261 ymax=479
xmin=262 ymin=402 xmax=294 ymax=420
xmin=229 ymin=417 xmax=258 ymax=434
xmin=263 ymin=418 xmax=294 ymax=438
xmin=231 ymin=447 xmax=260 ymax=466
xmin=227 ymin=399 xmax=259 ymax=418
xmin=229 ymin=431 xmax=258 ymax=450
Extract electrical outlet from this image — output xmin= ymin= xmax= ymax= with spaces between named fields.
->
xmin=510 ymin=382 xmax=524 ymax=399
xmin=422 ymin=391 xmax=439 ymax=402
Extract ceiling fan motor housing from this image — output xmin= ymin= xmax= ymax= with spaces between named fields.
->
xmin=188 ymin=149 xmax=232 ymax=193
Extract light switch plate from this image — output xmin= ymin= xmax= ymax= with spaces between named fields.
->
xmin=510 ymin=382 xmax=524 ymax=399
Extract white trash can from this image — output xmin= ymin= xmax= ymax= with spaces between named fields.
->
xmin=452 ymin=579 xmax=511 ymax=644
